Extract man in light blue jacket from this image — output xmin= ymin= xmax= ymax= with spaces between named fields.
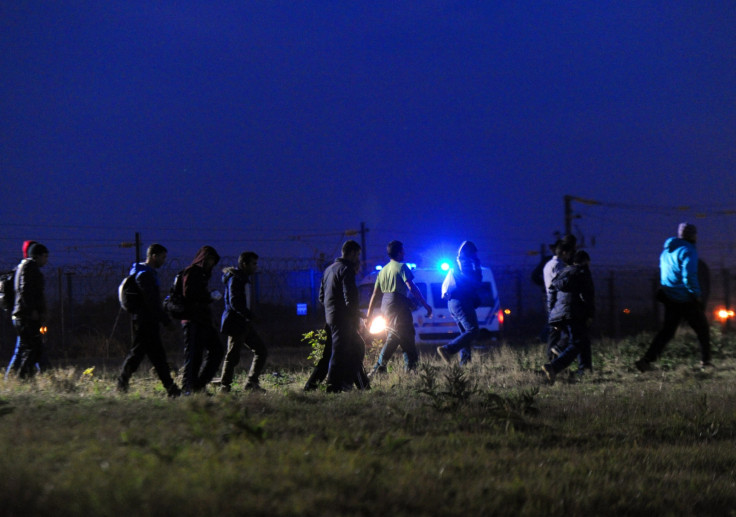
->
xmin=636 ymin=223 xmax=711 ymax=372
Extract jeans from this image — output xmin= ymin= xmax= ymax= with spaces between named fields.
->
xmin=547 ymin=319 xmax=591 ymax=374
xmin=326 ymin=322 xmax=367 ymax=392
xmin=12 ymin=319 xmax=44 ymax=379
xmin=644 ymin=298 xmax=710 ymax=363
xmin=375 ymin=293 xmax=417 ymax=371
xmin=440 ymin=298 xmax=479 ymax=365
xmin=220 ymin=323 xmax=268 ymax=388
xmin=182 ymin=321 xmax=224 ymax=393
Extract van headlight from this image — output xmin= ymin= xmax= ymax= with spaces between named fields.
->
xmin=369 ymin=316 xmax=387 ymax=334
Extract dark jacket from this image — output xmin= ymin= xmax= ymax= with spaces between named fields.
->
xmin=13 ymin=258 xmax=46 ymax=321
xmin=319 ymin=258 xmax=359 ymax=329
xmin=182 ymin=246 xmax=220 ymax=325
xmin=548 ymin=263 xmax=595 ymax=324
xmin=220 ymin=266 xmax=255 ymax=335
xmin=130 ymin=262 xmax=170 ymax=325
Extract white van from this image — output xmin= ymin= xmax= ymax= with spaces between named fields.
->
xmin=358 ymin=266 xmax=503 ymax=346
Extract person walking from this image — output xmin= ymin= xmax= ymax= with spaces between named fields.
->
xmin=319 ymin=240 xmax=369 ymax=392
xmin=181 ymin=245 xmax=224 ymax=394
xmin=541 ymin=250 xmax=595 ymax=383
xmin=117 ymin=243 xmax=181 ymax=397
xmin=635 ymin=223 xmax=712 ymax=372
xmin=436 ymin=241 xmax=483 ymax=366
xmin=366 ymin=240 xmax=432 ymax=375
xmin=218 ymin=251 xmax=268 ymax=392
xmin=12 ymin=242 xmax=49 ymax=379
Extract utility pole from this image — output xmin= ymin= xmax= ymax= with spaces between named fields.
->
xmin=135 ymin=232 xmax=141 ymax=263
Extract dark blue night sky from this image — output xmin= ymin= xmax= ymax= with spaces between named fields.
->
xmin=3 ymin=2 xmax=736 ymax=269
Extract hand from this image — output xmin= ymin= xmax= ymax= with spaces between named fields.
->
xmin=210 ymin=290 xmax=223 ymax=301
xmin=425 ymin=304 xmax=433 ymax=318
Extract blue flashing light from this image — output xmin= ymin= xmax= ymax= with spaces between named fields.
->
xmin=406 ymin=262 xmax=417 ymax=270
xmin=440 ymin=261 xmax=451 ymax=271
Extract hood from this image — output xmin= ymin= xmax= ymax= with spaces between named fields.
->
xmin=190 ymin=245 xmax=221 ymax=268
xmin=457 ymin=240 xmax=478 ymax=258
xmin=663 ymin=237 xmax=692 ymax=253
xmin=129 ymin=262 xmax=154 ymax=276
xmin=222 ymin=266 xmax=240 ymax=283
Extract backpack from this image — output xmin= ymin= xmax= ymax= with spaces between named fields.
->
xmin=118 ymin=273 xmax=143 ymax=313
xmin=163 ymin=270 xmax=188 ymax=320
xmin=0 ymin=269 xmax=16 ymax=312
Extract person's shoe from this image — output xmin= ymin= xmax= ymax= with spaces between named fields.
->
xmin=167 ymin=384 xmax=182 ymax=398
xmin=210 ymin=377 xmax=223 ymax=386
xmin=303 ymin=382 xmax=319 ymax=392
xmin=635 ymin=358 xmax=653 ymax=373
xmin=541 ymin=364 xmax=556 ymax=384
xmin=243 ymin=382 xmax=266 ymax=393
xmin=367 ymin=365 xmax=387 ymax=378
xmin=699 ymin=361 xmax=715 ymax=371
xmin=550 ymin=346 xmax=561 ymax=358
xmin=436 ymin=347 xmax=452 ymax=365
xmin=116 ymin=377 xmax=129 ymax=393
xmin=219 ymin=384 xmax=231 ymax=393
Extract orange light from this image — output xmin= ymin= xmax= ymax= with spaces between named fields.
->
xmin=716 ymin=309 xmax=735 ymax=321
xmin=39 ymin=326 xmax=48 ymax=335
xmin=622 ymin=308 xmax=631 ymax=315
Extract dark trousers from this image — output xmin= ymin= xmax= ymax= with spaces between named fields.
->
xmin=13 ymin=319 xmax=44 ymax=379
xmin=220 ymin=324 xmax=268 ymax=388
xmin=326 ymin=323 xmax=368 ymax=392
xmin=644 ymin=298 xmax=711 ymax=363
xmin=182 ymin=321 xmax=224 ymax=393
xmin=376 ymin=293 xmax=418 ymax=371
xmin=119 ymin=319 xmax=175 ymax=389
xmin=548 ymin=319 xmax=591 ymax=374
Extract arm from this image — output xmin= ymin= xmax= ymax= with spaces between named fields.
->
xmin=681 ymin=247 xmax=701 ymax=299
xmin=366 ymin=282 xmax=381 ymax=320
xmin=406 ymin=279 xmax=432 ymax=317
xmin=136 ymin=271 xmax=170 ymax=324
xmin=227 ymin=275 xmax=253 ymax=321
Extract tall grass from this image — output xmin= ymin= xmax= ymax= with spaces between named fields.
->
xmin=1 ymin=327 xmax=736 ymax=516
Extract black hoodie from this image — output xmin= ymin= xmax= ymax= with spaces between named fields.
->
xmin=182 ymin=246 xmax=220 ymax=325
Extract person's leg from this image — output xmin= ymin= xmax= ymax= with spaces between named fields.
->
xmin=326 ymin=324 xmax=351 ymax=392
xmin=196 ymin=325 xmax=224 ymax=390
xmin=443 ymin=299 xmax=479 ymax=366
xmin=220 ymin=333 xmax=244 ymax=389
xmin=5 ymin=336 xmax=21 ymax=379
xmin=182 ymin=322 xmax=202 ymax=393
xmin=16 ymin=321 xmax=43 ymax=379
xmin=142 ymin=322 xmax=177 ymax=393
xmin=243 ymin=324 xmax=268 ymax=388
xmin=117 ymin=320 xmax=148 ymax=391
xmin=547 ymin=323 xmax=580 ymax=374
xmin=643 ymin=300 xmax=683 ymax=363
xmin=684 ymin=301 xmax=711 ymax=363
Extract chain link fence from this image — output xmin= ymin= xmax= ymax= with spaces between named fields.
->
xmin=1 ymin=257 xmax=734 ymax=365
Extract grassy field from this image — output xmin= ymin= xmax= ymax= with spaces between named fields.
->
xmin=2 ymin=329 xmax=736 ymax=516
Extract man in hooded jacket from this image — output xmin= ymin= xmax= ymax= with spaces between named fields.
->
xmin=181 ymin=245 xmax=224 ymax=394
xmin=636 ymin=223 xmax=711 ymax=372
xmin=217 ymin=251 xmax=267 ymax=392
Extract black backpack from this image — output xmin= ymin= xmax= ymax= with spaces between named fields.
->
xmin=163 ymin=270 xmax=188 ymax=320
xmin=118 ymin=273 xmax=143 ymax=313
xmin=0 ymin=269 xmax=16 ymax=313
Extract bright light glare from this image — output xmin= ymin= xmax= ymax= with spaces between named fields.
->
xmin=440 ymin=262 xmax=451 ymax=271
xmin=716 ymin=309 xmax=735 ymax=321
xmin=406 ymin=262 xmax=417 ymax=270
xmin=375 ymin=265 xmax=383 ymax=271
xmin=369 ymin=316 xmax=387 ymax=334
